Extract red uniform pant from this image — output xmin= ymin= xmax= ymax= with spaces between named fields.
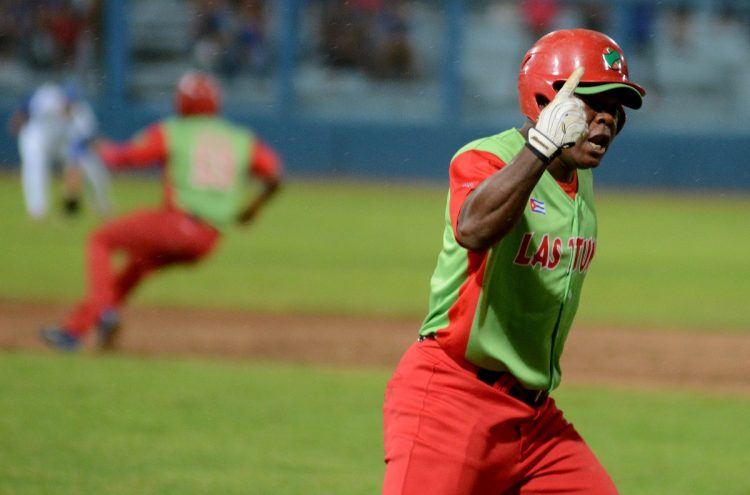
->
xmin=382 ymin=339 xmax=618 ymax=495
xmin=64 ymin=208 xmax=220 ymax=336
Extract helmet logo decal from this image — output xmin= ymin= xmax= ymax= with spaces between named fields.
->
xmin=603 ymin=48 xmax=622 ymax=71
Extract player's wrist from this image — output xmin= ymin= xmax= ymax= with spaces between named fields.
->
xmin=526 ymin=127 xmax=560 ymax=164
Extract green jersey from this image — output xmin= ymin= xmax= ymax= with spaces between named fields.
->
xmin=162 ymin=116 xmax=254 ymax=229
xmin=419 ymin=129 xmax=598 ymax=391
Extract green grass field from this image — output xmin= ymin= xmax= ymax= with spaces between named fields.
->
xmin=1 ymin=173 xmax=749 ymax=494
xmin=1 ymin=174 xmax=749 ymax=330
xmin=1 ymin=353 xmax=748 ymax=495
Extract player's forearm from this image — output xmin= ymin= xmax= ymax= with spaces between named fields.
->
xmin=237 ymin=180 xmax=281 ymax=224
xmin=456 ymin=147 xmax=547 ymax=251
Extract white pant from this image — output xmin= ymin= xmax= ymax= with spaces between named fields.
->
xmin=19 ymin=121 xmax=66 ymax=219
xmin=18 ymin=121 xmax=111 ymax=219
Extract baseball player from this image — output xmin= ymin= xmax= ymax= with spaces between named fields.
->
xmin=40 ymin=71 xmax=283 ymax=350
xmin=382 ymin=29 xmax=645 ymax=494
xmin=7 ymin=82 xmax=111 ymax=220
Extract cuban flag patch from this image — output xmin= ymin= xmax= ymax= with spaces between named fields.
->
xmin=530 ymin=198 xmax=546 ymax=214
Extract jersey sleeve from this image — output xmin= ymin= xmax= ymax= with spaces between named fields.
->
xmin=98 ymin=123 xmax=168 ymax=169
xmin=249 ymin=139 xmax=283 ymax=180
xmin=448 ymin=149 xmax=506 ymax=236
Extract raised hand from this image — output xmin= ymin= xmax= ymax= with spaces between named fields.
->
xmin=526 ymin=67 xmax=588 ymax=163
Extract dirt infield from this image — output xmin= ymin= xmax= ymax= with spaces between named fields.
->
xmin=2 ymin=299 xmax=749 ymax=395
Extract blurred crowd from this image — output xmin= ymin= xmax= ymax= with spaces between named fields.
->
xmin=2 ymin=0 xmax=750 ymax=113
xmin=0 ymin=0 xmax=101 ymax=84
xmin=189 ymin=0 xmax=270 ymax=77
xmin=189 ymin=0 xmax=415 ymax=81
xmin=314 ymin=0 xmax=415 ymax=80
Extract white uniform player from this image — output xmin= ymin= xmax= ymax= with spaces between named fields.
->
xmin=13 ymin=82 xmax=111 ymax=220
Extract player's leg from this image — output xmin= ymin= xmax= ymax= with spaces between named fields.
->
xmin=40 ymin=206 xmax=127 ymax=349
xmin=44 ymin=209 xmax=220 ymax=348
xmin=62 ymin=164 xmax=83 ymax=216
xmin=54 ymin=131 xmax=83 ymax=216
xmin=76 ymin=146 xmax=113 ymax=216
xmin=112 ymin=257 xmax=158 ymax=306
xmin=18 ymin=124 xmax=51 ymax=220
xmin=96 ymin=209 xmax=220 ymax=310
xmin=383 ymin=339 xmax=527 ymax=495
xmin=515 ymin=399 xmax=618 ymax=494
xmin=112 ymin=209 xmax=220 ymax=286
xmin=61 ymin=209 xmax=219 ymax=337
xmin=103 ymin=209 xmax=219 ymax=348
xmin=59 ymin=213 xmax=140 ymax=337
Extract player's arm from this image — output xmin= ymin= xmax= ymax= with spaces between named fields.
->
xmin=456 ymin=68 xmax=587 ymax=251
xmin=96 ymin=124 xmax=168 ymax=170
xmin=237 ymin=139 xmax=283 ymax=225
xmin=456 ymin=147 xmax=546 ymax=250
xmin=6 ymin=98 xmax=30 ymax=137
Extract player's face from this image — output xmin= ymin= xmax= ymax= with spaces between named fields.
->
xmin=561 ymin=93 xmax=621 ymax=170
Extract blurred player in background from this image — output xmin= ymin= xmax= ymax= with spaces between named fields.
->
xmin=7 ymin=82 xmax=112 ymax=220
xmin=382 ymin=29 xmax=645 ymax=494
xmin=40 ymin=71 xmax=283 ymax=351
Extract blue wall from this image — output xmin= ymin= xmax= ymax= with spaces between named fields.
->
xmin=2 ymin=102 xmax=749 ymax=191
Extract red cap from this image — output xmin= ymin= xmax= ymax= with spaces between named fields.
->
xmin=518 ymin=29 xmax=646 ymax=131
xmin=175 ymin=71 xmax=221 ymax=116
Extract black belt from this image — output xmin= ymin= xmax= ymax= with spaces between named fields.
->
xmin=477 ymin=368 xmax=548 ymax=407
xmin=418 ymin=334 xmax=548 ymax=407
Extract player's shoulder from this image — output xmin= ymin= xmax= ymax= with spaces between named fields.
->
xmin=452 ymin=128 xmax=524 ymax=162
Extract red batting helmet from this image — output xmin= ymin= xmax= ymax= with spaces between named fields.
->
xmin=518 ymin=29 xmax=645 ymax=132
xmin=175 ymin=71 xmax=221 ymax=116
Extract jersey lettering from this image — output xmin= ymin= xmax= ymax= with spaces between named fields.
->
xmin=514 ymin=232 xmax=595 ymax=272
xmin=580 ymin=238 xmax=596 ymax=272
xmin=513 ymin=232 xmax=534 ymax=265
xmin=530 ymin=234 xmax=550 ymax=268
xmin=548 ymin=237 xmax=563 ymax=269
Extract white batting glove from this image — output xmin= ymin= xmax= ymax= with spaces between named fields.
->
xmin=526 ymin=67 xmax=588 ymax=163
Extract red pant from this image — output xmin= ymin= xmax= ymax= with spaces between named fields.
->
xmin=64 ymin=208 xmax=220 ymax=336
xmin=382 ymin=339 xmax=617 ymax=495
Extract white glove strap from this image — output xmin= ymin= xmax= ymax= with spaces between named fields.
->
xmin=526 ymin=127 xmax=560 ymax=163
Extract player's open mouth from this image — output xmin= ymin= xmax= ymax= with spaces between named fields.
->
xmin=587 ymin=134 xmax=609 ymax=154
xmin=589 ymin=142 xmax=606 ymax=153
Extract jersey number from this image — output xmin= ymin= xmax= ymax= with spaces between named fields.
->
xmin=190 ymin=133 xmax=237 ymax=190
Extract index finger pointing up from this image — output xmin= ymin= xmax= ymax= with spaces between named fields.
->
xmin=558 ymin=66 xmax=585 ymax=98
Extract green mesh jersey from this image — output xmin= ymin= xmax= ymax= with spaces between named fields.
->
xmin=419 ymin=129 xmax=598 ymax=391
xmin=162 ymin=116 xmax=253 ymax=229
